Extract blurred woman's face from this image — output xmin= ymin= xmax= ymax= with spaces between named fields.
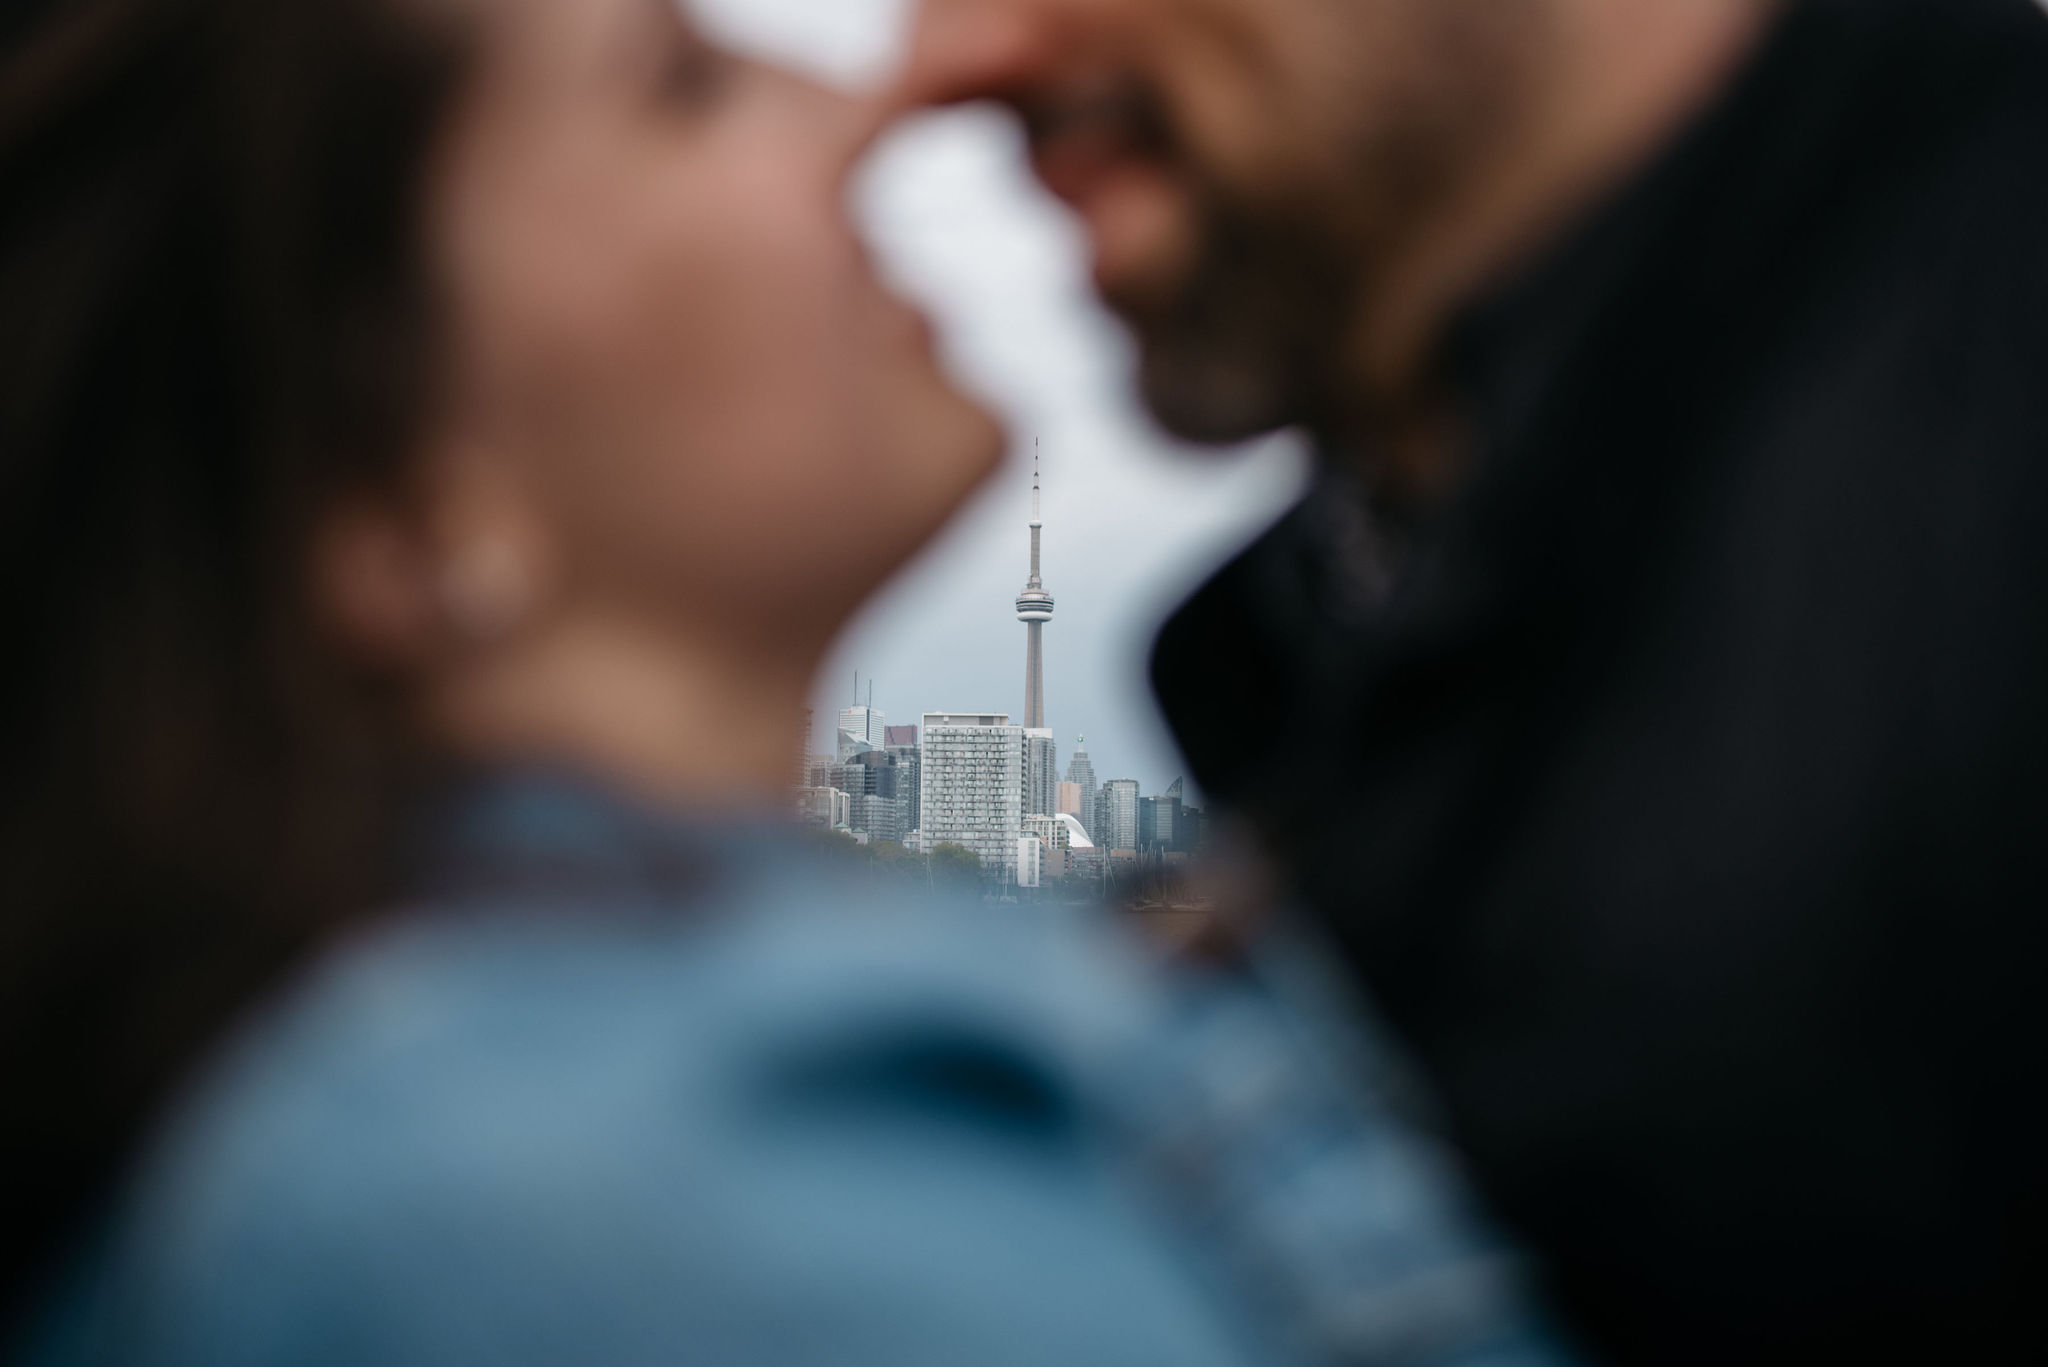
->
xmin=424 ymin=0 xmax=1001 ymax=649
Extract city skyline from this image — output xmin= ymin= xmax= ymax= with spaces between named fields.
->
xmin=800 ymin=701 xmax=1195 ymax=874
xmin=807 ymin=440 xmax=1295 ymax=795
xmin=802 ymin=464 xmax=1198 ymax=832
xmin=799 ymin=530 xmax=1197 ymax=867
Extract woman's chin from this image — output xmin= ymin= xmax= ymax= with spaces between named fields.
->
xmin=895 ymin=371 xmax=1007 ymax=494
xmin=956 ymin=396 xmax=1008 ymax=483
xmin=862 ymin=403 xmax=1007 ymax=571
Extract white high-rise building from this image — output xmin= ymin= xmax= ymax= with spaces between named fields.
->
xmin=837 ymin=704 xmax=886 ymax=760
xmin=921 ymin=713 xmax=1026 ymax=876
xmin=1023 ymin=729 xmax=1058 ymax=818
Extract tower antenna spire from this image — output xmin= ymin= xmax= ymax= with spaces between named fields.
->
xmin=1033 ymin=439 xmax=1041 ymax=525
xmin=1016 ymin=440 xmax=1055 ymax=730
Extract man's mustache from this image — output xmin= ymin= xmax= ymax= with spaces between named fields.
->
xmin=1016 ymin=80 xmax=1173 ymax=160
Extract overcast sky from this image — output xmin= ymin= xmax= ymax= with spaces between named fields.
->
xmin=690 ymin=0 xmax=1310 ymax=796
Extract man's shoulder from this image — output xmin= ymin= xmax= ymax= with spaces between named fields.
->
xmin=1150 ymin=484 xmax=1376 ymax=803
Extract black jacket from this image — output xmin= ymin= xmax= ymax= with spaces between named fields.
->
xmin=1153 ymin=0 xmax=2048 ymax=1361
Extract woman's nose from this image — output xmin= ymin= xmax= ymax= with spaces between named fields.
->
xmin=740 ymin=59 xmax=893 ymax=189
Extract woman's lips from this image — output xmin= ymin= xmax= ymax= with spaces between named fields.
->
xmin=874 ymin=284 xmax=941 ymax=360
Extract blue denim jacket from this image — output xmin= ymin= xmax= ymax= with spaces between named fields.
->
xmin=27 ymin=772 xmax=1576 ymax=1367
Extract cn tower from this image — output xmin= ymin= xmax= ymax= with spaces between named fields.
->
xmin=1015 ymin=443 xmax=1055 ymax=730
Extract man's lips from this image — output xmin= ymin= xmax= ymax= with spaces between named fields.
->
xmin=1030 ymin=120 xmax=1142 ymax=209
xmin=1028 ymin=116 xmax=1195 ymax=302
xmin=1020 ymin=85 xmax=1166 ymax=200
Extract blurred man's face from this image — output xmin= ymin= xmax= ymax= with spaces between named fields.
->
xmin=902 ymin=0 xmax=1538 ymax=440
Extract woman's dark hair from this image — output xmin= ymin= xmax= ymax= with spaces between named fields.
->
xmin=0 ymin=0 xmax=468 ymax=1320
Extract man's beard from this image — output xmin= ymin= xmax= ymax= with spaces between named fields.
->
xmin=1116 ymin=192 xmax=1362 ymax=446
xmin=1113 ymin=0 xmax=1542 ymax=448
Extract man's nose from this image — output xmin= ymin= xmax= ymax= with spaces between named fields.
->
xmin=890 ymin=0 xmax=1070 ymax=110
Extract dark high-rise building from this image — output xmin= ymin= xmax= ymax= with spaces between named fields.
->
xmin=840 ymin=749 xmax=914 ymax=847
xmin=885 ymin=743 xmax=922 ymax=841
xmin=1095 ymin=779 xmax=1140 ymax=854
xmin=1024 ymin=729 xmax=1058 ymax=818
xmin=1141 ymin=779 xmax=1196 ymax=856
xmin=1139 ymin=794 xmax=1180 ymax=854
xmin=883 ymin=725 xmax=920 ymax=749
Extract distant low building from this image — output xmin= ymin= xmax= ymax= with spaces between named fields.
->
xmin=1016 ymin=836 xmax=1044 ymax=889
xmin=1047 ymin=812 xmax=1097 ymax=883
xmin=1053 ymin=813 xmax=1093 ymax=851
xmin=796 ymin=787 xmax=851 ymax=831
xmin=1026 ymin=812 xmax=1095 ymax=882
xmin=1024 ymin=813 xmax=1067 ymax=849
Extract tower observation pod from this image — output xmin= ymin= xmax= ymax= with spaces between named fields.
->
xmin=1016 ymin=444 xmax=1055 ymax=731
